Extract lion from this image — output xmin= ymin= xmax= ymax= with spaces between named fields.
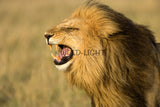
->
xmin=44 ymin=2 xmax=160 ymax=107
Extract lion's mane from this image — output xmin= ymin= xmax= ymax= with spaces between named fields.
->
xmin=59 ymin=2 xmax=160 ymax=107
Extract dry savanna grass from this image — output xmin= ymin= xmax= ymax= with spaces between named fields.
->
xmin=0 ymin=0 xmax=160 ymax=107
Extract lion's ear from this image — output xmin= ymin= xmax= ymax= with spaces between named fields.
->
xmin=96 ymin=23 xmax=121 ymax=39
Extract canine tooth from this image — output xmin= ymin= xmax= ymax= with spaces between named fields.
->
xmin=51 ymin=53 xmax=56 ymax=59
xmin=56 ymin=45 xmax=58 ymax=51
xmin=49 ymin=45 xmax=52 ymax=50
xmin=68 ymin=49 xmax=71 ymax=55
xmin=57 ymin=55 xmax=61 ymax=61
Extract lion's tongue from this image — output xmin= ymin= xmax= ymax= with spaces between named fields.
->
xmin=56 ymin=47 xmax=71 ymax=62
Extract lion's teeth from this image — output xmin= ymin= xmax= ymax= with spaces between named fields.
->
xmin=56 ymin=45 xmax=58 ymax=51
xmin=51 ymin=53 xmax=56 ymax=59
xmin=49 ymin=45 xmax=52 ymax=50
xmin=68 ymin=49 xmax=71 ymax=55
xmin=57 ymin=55 xmax=61 ymax=61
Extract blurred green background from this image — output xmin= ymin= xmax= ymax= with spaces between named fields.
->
xmin=0 ymin=0 xmax=160 ymax=107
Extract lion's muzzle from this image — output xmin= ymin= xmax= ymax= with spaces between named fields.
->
xmin=44 ymin=33 xmax=73 ymax=69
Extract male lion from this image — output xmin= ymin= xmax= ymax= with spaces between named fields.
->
xmin=44 ymin=2 xmax=160 ymax=107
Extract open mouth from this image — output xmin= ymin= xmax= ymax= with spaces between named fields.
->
xmin=49 ymin=44 xmax=73 ymax=65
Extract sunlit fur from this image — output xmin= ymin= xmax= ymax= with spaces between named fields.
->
xmin=45 ymin=2 xmax=160 ymax=107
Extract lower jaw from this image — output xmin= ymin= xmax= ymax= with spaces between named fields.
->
xmin=55 ymin=60 xmax=72 ymax=71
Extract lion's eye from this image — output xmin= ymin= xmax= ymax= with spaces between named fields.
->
xmin=66 ymin=27 xmax=79 ymax=30
xmin=61 ymin=27 xmax=79 ymax=32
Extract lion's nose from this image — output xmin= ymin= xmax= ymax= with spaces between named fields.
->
xmin=44 ymin=34 xmax=53 ymax=40
xmin=44 ymin=34 xmax=54 ymax=45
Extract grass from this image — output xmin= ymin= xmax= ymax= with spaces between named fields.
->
xmin=0 ymin=0 xmax=160 ymax=107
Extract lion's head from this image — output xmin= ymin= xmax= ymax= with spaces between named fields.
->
xmin=44 ymin=3 xmax=122 ymax=69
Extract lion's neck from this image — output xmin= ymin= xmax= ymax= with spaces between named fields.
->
xmin=66 ymin=69 xmax=131 ymax=107
xmin=90 ymin=82 xmax=131 ymax=107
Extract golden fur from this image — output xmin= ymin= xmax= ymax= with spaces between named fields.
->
xmin=45 ymin=2 xmax=160 ymax=107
